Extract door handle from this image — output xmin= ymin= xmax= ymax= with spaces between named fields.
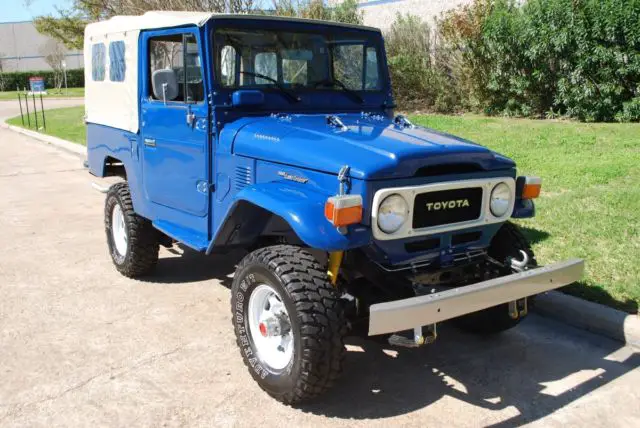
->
xmin=144 ymin=138 xmax=156 ymax=147
xmin=186 ymin=112 xmax=196 ymax=127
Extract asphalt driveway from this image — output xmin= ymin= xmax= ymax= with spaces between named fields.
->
xmin=0 ymin=110 xmax=639 ymax=427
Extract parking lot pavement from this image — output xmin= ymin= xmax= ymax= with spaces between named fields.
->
xmin=1 ymin=126 xmax=639 ymax=428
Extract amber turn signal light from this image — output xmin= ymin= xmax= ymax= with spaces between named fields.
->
xmin=522 ymin=176 xmax=542 ymax=199
xmin=325 ymin=195 xmax=363 ymax=227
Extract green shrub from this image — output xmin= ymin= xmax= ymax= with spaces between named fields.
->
xmin=0 ymin=69 xmax=84 ymax=91
xmin=436 ymin=0 xmax=640 ymax=121
xmin=385 ymin=14 xmax=462 ymax=112
xmin=616 ymin=96 xmax=640 ymax=122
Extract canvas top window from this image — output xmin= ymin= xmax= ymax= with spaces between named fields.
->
xmin=213 ymin=28 xmax=383 ymax=94
xmin=148 ymin=33 xmax=204 ymax=103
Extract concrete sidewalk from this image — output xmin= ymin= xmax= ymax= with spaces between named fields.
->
xmin=0 ymin=120 xmax=639 ymax=427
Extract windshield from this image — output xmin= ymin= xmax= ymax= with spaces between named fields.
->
xmin=213 ymin=27 xmax=383 ymax=93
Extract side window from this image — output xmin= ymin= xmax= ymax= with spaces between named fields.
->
xmin=91 ymin=43 xmax=106 ymax=81
xmin=283 ymin=59 xmax=307 ymax=85
xmin=148 ymin=33 xmax=204 ymax=103
xmin=220 ymin=45 xmax=236 ymax=87
xmin=254 ymin=52 xmax=277 ymax=84
xmin=365 ymin=47 xmax=380 ymax=90
xmin=333 ymin=44 xmax=363 ymax=91
xmin=109 ymin=41 xmax=126 ymax=82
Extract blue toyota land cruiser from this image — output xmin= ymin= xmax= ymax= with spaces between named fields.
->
xmin=84 ymin=12 xmax=583 ymax=404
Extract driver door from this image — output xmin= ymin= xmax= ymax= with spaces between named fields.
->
xmin=140 ymin=29 xmax=210 ymax=227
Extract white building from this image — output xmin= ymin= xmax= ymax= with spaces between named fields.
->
xmin=329 ymin=0 xmax=473 ymax=30
xmin=0 ymin=21 xmax=84 ymax=72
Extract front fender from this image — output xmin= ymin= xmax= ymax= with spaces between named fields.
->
xmin=209 ymin=182 xmax=371 ymax=253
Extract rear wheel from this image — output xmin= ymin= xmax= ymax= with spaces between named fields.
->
xmin=105 ymin=182 xmax=159 ymax=278
xmin=231 ymin=245 xmax=346 ymax=404
xmin=455 ymin=222 xmax=537 ymax=334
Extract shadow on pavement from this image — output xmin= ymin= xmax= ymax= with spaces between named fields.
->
xmin=300 ymin=318 xmax=639 ymax=425
xmin=141 ymin=245 xmax=244 ymax=288
xmin=140 ymin=245 xmax=638 ymax=425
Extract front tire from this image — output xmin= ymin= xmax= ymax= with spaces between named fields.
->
xmin=105 ymin=182 xmax=159 ymax=278
xmin=231 ymin=245 xmax=346 ymax=404
xmin=455 ymin=222 xmax=537 ymax=334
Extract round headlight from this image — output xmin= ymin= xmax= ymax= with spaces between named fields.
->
xmin=377 ymin=194 xmax=409 ymax=234
xmin=490 ymin=182 xmax=512 ymax=217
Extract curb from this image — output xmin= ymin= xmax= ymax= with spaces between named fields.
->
xmin=534 ymin=291 xmax=640 ymax=349
xmin=0 ymin=121 xmax=85 ymax=158
xmin=3 ymin=118 xmax=639 ymax=350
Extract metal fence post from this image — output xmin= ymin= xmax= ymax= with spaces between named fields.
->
xmin=32 ymin=93 xmax=39 ymax=130
xmin=17 ymin=93 xmax=25 ymax=126
xmin=40 ymin=94 xmax=46 ymax=131
xmin=25 ymin=89 xmax=31 ymax=128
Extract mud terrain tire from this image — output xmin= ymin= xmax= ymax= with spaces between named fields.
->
xmin=105 ymin=182 xmax=159 ymax=277
xmin=231 ymin=245 xmax=346 ymax=404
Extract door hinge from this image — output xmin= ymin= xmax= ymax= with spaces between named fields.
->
xmin=196 ymin=181 xmax=214 ymax=194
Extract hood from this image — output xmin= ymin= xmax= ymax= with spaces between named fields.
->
xmin=232 ymin=114 xmax=515 ymax=180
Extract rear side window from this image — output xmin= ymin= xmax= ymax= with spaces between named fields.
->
xmin=91 ymin=43 xmax=106 ymax=81
xmin=254 ymin=52 xmax=277 ymax=84
xmin=109 ymin=41 xmax=126 ymax=82
xmin=220 ymin=45 xmax=237 ymax=86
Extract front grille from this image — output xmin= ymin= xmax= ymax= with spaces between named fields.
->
xmin=412 ymin=187 xmax=483 ymax=229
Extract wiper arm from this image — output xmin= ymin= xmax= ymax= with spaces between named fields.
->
xmin=239 ymin=71 xmax=301 ymax=103
xmin=312 ymin=78 xmax=364 ymax=104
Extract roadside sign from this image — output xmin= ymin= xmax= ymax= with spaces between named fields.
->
xmin=29 ymin=76 xmax=46 ymax=94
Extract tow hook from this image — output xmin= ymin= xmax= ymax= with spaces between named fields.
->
xmin=388 ymin=324 xmax=437 ymax=348
xmin=508 ymin=250 xmax=530 ymax=319
xmin=509 ymin=250 xmax=530 ymax=273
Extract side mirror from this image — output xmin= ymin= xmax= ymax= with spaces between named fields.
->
xmin=152 ymin=69 xmax=179 ymax=103
xmin=232 ymin=90 xmax=265 ymax=107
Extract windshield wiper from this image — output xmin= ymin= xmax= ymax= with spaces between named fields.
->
xmin=239 ymin=71 xmax=301 ymax=103
xmin=312 ymin=78 xmax=364 ymax=105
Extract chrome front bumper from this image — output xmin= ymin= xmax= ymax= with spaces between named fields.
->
xmin=368 ymin=258 xmax=585 ymax=336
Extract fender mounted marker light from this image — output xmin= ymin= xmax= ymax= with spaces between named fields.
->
xmin=325 ymin=195 xmax=363 ymax=227
xmin=522 ymin=176 xmax=542 ymax=199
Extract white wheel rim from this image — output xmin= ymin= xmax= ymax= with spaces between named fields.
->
xmin=111 ymin=204 xmax=128 ymax=257
xmin=247 ymin=284 xmax=294 ymax=371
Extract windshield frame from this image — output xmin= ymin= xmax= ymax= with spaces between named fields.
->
xmin=210 ymin=22 xmax=388 ymax=97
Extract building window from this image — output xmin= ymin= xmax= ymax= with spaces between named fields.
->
xmin=109 ymin=41 xmax=126 ymax=82
xmin=91 ymin=43 xmax=106 ymax=81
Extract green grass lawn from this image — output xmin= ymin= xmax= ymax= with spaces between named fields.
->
xmin=412 ymin=114 xmax=640 ymax=313
xmin=5 ymin=106 xmax=638 ymax=312
xmin=7 ymin=105 xmax=85 ymax=145
xmin=0 ymin=87 xmax=84 ymax=101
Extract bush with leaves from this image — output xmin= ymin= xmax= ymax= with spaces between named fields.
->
xmin=438 ymin=0 xmax=640 ymax=121
xmin=0 ymin=69 xmax=84 ymax=91
xmin=384 ymin=13 xmax=462 ymax=112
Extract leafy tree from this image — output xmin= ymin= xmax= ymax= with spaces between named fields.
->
xmin=40 ymin=40 xmax=66 ymax=90
xmin=34 ymin=1 xmax=361 ymax=51
xmin=34 ymin=0 xmax=258 ymax=50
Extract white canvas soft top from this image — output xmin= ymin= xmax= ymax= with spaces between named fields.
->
xmin=84 ymin=12 xmax=214 ymax=133
xmin=85 ymin=11 xmax=214 ymax=35
xmin=84 ymin=11 xmax=381 ymax=134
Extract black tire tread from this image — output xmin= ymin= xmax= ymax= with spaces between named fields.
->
xmin=232 ymin=245 xmax=346 ymax=404
xmin=105 ymin=182 xmax=159 ymax=277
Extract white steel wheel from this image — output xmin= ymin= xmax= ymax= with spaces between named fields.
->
xmin=247 ymin=284 xmax=294 ymax=372
xmin=111 ymin=203 xmax=128 ymax=257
